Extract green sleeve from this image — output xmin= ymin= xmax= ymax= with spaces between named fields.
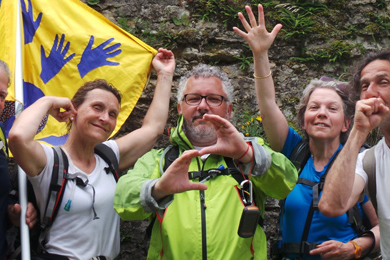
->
xmin=252 ymin=145 xmax=298 ymax=200
xmin=114 ymin=149 xmax=163 ymax=220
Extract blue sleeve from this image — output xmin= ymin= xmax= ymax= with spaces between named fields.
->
xmin=281 ymin=127 xmax=303 ymax=158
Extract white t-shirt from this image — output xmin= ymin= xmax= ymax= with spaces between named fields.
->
xmin=356 ymin=137 xmax=390 ymax=259
xmin=29 ymin=140 xmax=120 ymax=260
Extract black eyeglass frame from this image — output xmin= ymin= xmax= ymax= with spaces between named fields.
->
xmin=183 ymin=93 xmax=227 ymax=107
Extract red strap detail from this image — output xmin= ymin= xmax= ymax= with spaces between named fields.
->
xmin=50 ymin=178 xmax=66 ymax=220
xmin=237 ymin=144 xmax=250 ymax=161
xmin=237 ymin=143 xmax=254 ymax=180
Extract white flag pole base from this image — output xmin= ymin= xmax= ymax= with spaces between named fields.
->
xmin=17 ymin=167 xmax=31 ymax=260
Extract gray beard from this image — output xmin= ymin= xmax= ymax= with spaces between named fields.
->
xmin=183 ymin=118 xmax=217 ymax=145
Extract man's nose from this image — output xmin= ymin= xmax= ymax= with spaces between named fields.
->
xmin=197 ymin=97 xmax=210 ymax=110
xmin=365 ymin=83 xmax=379 ymax=98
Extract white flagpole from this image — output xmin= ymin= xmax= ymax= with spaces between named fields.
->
xmin=14 ymin=0 xmax=31 ymax=259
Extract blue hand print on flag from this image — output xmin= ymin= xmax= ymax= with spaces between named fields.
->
xmin=78 ymin=36 xmax=122 ymax=78
xmin=23 ymin=81 xmax=48 ymax=133
xmin=40 ymin=34 xmax=75 ymax=84
xmin=1 ymin=0 xmax=157 ymax=146
xmin=23 ymin=81 xmax=44 ymax=108
xmin=21 ymin=0 xmax=42 ymax=44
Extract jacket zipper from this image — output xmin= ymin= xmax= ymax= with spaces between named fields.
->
xmin=200 ymin=190 xmax=207 ymax=260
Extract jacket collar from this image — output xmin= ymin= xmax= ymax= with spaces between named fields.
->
xmin=169 ymin=114 xmax=193 ymax=150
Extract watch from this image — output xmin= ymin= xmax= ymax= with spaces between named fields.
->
xmin=348 ymin=240 xmax=362 ymax=259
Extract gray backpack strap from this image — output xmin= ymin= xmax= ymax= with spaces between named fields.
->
xmin=363 ymin=146 xmax=377 ymax=211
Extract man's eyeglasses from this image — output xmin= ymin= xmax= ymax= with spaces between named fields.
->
xmin=183 ymin=94 xmax=226 ymax=107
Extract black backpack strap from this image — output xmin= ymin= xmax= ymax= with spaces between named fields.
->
xmin=94 ymin=143 xmax=119 ymax=181
xmin=297 ymin=178 xmax=317 ymax=187
xmin=161 ymin=146 xmax=235 ymax=181
xmin=39 ymin=146 xmax=69 ymax=252
xmin=347 ymin=204 xmax=366 ymax=235
xmin=289 ymin=140 xmax=311 ymax=173
xmin=272 ymin=140 xmax=311 ymax=258
xmin=312 ymin=149 xmax=341 ymax=209
xmin=296 ymin=151 xmax=340 ymax=256
xmin=42 ymin=146 xmax=69 ymax=228
xmin=162 ymin=145 xmax=180 ymax=172
xmin=40 ymin=143 xmax=118 ymax=251
xmin=278 ymin=147 xmax=341 ymax=257
xmin=225 ymin=156 xmax=245 ymax=183
xmin=279 ymin=241 xmax=320 ymax=255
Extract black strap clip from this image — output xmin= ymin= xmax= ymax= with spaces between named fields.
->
xmin=300 ymin=241 xmax=320 ymax=254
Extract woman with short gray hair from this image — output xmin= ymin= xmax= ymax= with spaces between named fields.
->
xmin=234 ymin=4 xmax=380 ymax=259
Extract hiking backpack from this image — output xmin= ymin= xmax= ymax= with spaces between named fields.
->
xmin=272 ymin=140 xmax=373 ymax=258
xmin=38 ymin=143 xmax=119 ymax=251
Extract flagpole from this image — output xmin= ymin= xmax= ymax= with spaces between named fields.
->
xmin=15 ymin=0 xmax=31 ymax=259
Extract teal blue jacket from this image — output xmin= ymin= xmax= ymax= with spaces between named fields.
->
xmin=114 ymin=115 xmax=297 ymax=260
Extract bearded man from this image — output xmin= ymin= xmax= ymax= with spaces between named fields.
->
xmin=114 ymin=64 xmax=297 ymax=260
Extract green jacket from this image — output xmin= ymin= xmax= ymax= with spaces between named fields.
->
xmin=114 ymin=115 xmax=297 ymax=260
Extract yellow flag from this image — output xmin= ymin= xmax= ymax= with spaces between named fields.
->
xmin=0 ymin=0 xmax=157 ymax=146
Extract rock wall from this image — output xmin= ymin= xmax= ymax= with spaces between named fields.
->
xmin=84 ymin=0 xmax=389 ymax=259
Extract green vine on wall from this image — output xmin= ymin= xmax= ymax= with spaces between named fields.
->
xmin=114 ymin=0 xmax=386 ymax=68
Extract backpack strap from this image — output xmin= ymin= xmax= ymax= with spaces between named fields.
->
xmin=160 ymin=145 xmax=239 ymax=182
xmin=156 ymin=145 xmax=263 ymax=229
xmin=39 ymin=146 xmax=69 ymax=252
xmin=94 ymin=143 xmax=119 ymax=181
xmin=273 ymin=140 xmax=311 ymax=255
xmin=348 ymin=204 xmax=366 ymax=235
xmin=300 ymin=150 xmax=340 ymax=236
xmin=162 ymin=145 xmax=180 ymax=172
xmin=276 ymin=145 xmax=340 ymax=256
xmin=363 ymin=146 xmax=377 ymax=211
xmin=289 ymin=140 xmax=311 ymax=173
xmin=42 ymin=146 xmax=69 ymax=228
xmin=39 ymin=143 xmax=119 ymax=252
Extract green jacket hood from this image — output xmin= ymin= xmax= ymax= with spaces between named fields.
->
xmin=168 ymin=114 xmax=193 ymax=149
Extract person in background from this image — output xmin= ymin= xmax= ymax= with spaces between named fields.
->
xmin=114 ymin=63 xmax=298 ymax=260
xmin=0 ymin=60 xmax=37 ymax=259
xmin=234 ymin=5 xmax=380 ymax=259
xmin=320 ymin=50 xmax=390 ymax=259
xmin=8 ymin=48 xmax=175 ymax=260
